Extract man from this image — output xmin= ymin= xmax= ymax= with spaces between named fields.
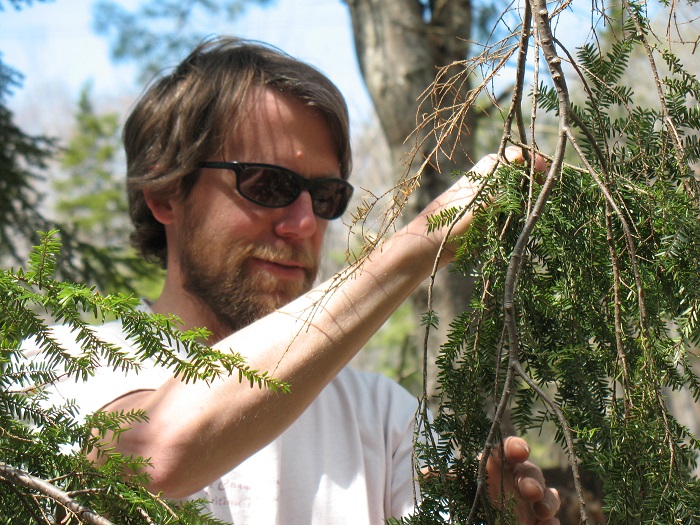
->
xmin=50 ymin=37 xmax=559 ymax=523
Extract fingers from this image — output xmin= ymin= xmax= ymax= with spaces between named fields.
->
xmin=503 ymin=435 xmax=531 ymax=465
xmin=535 ymin=519 xmax=561 ymax=525
xmin=489 ymin=436 xmax=531 ymax=467
xmin=471 ymin=146 xmax=525 ymax=173
xmin=514 ymin=464 xmax=561 ymax=522
xmin=488 ymin=437 xmax=562 ymax=523
xmin=503 ymin=145 xmax=527 ymax=164
xmin=531 ymin=153 xmax=550 ymax=175
xmin=471 ymin=146 xmax=546 ymax=178
xmin=513 ymin=469 xmax=561 ymax=524
xmin=516 ymin=467 xmax=546 ymax=501
xmin=504 ymin=145 xmax=550 ymax=175
xmin=533 ymin=488 xmax=561 ymax=521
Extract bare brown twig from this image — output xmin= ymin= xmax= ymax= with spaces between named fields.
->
xmin=0 ymin=462 xmax=114 ymax=525
xmin=490 ymin=0 xmax=594 ymax=521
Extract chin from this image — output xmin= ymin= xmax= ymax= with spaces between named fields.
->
xmin=266 ymin=292 xmax=298 ymax=311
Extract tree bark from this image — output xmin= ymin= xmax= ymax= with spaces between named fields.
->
xmin=346 ymin=0 xmax=477 ymax=398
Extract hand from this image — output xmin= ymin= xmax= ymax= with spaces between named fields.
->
xmin=486 ymin=436 xmax=561 ymax=525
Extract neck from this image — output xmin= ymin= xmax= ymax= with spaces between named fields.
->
xmin=149 ymin=275 xmax=232 ymax=344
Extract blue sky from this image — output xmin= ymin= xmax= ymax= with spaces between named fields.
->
xmin=1 ymin=0 xmax=372 ymax=134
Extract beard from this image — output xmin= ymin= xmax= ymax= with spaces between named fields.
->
xmin=177 ymin=214 xmax=319 ymax=336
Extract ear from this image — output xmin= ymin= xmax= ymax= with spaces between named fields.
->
xmin=143 ymin=189 xmax=176 ymax=225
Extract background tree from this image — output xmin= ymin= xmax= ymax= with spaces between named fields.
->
xmin=55 ymin=84 xmax=163 ymax=296
xmin=92 ymin=0 xmax=274 ymax=83
xmin=56 ymin=85 xmax=126 ymax=244
xmin=345 ymin=0 xmax=490 ymax=396
xmin=0 ymin=57 xmax=152 ymax=294
xmin=0 ymin=56 xmax=56 ymax=266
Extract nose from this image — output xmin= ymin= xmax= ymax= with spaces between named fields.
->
xmin=273 ymin=190 xmax=318 ymax=239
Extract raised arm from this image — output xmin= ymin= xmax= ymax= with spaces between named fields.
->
xmin=89 ymin=150 xmax=525 ymax=499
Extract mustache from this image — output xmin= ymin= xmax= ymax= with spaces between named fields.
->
xmin=244 ymin=243 xmax=318 ymax=270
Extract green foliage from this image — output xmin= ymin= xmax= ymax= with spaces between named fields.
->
xmin=0 ymin=55 xmax=154 ymax=296
xmin=401 ymin=1 xmax=700 ymax=523
xmin=54 ymin=84 xmax=163 ymax=297
xmin=0 ymin=57 xmax=56 ymax=265
xmin=362 ymin=302 xmax=423 ymax=394
xmin=56 ymin=84 xmax=126 ymax=240
xmin=1 ymin=231 xmax=287 ymax=523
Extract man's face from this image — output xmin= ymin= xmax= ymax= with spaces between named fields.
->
xmin=169 ymin=89 xmax=340 ymax=334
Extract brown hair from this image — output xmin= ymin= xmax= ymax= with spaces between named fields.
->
xmin=124 ymin=36 xmax=352 ymax=267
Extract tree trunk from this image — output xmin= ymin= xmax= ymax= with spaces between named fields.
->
xmin=346 ymin=0 xmax=478 ymax=399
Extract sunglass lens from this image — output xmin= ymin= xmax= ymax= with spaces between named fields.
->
xmin=238 ymin=167 xmax=298 ymax=207
xmin=312 ymin=181 xmax=353 ymax=219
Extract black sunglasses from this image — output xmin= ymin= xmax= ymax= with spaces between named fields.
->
xmin=199 ymin=161 xmax=354 ymax=220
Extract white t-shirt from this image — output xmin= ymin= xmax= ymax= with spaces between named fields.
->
xmin=25 ymin=314 xmax=419 ymax=524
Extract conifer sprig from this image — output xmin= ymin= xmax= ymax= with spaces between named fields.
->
xmin=395 ymin=0 xmax=700 ymax=522
xmin=1 ymin=231 xmax=287 ymax=523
